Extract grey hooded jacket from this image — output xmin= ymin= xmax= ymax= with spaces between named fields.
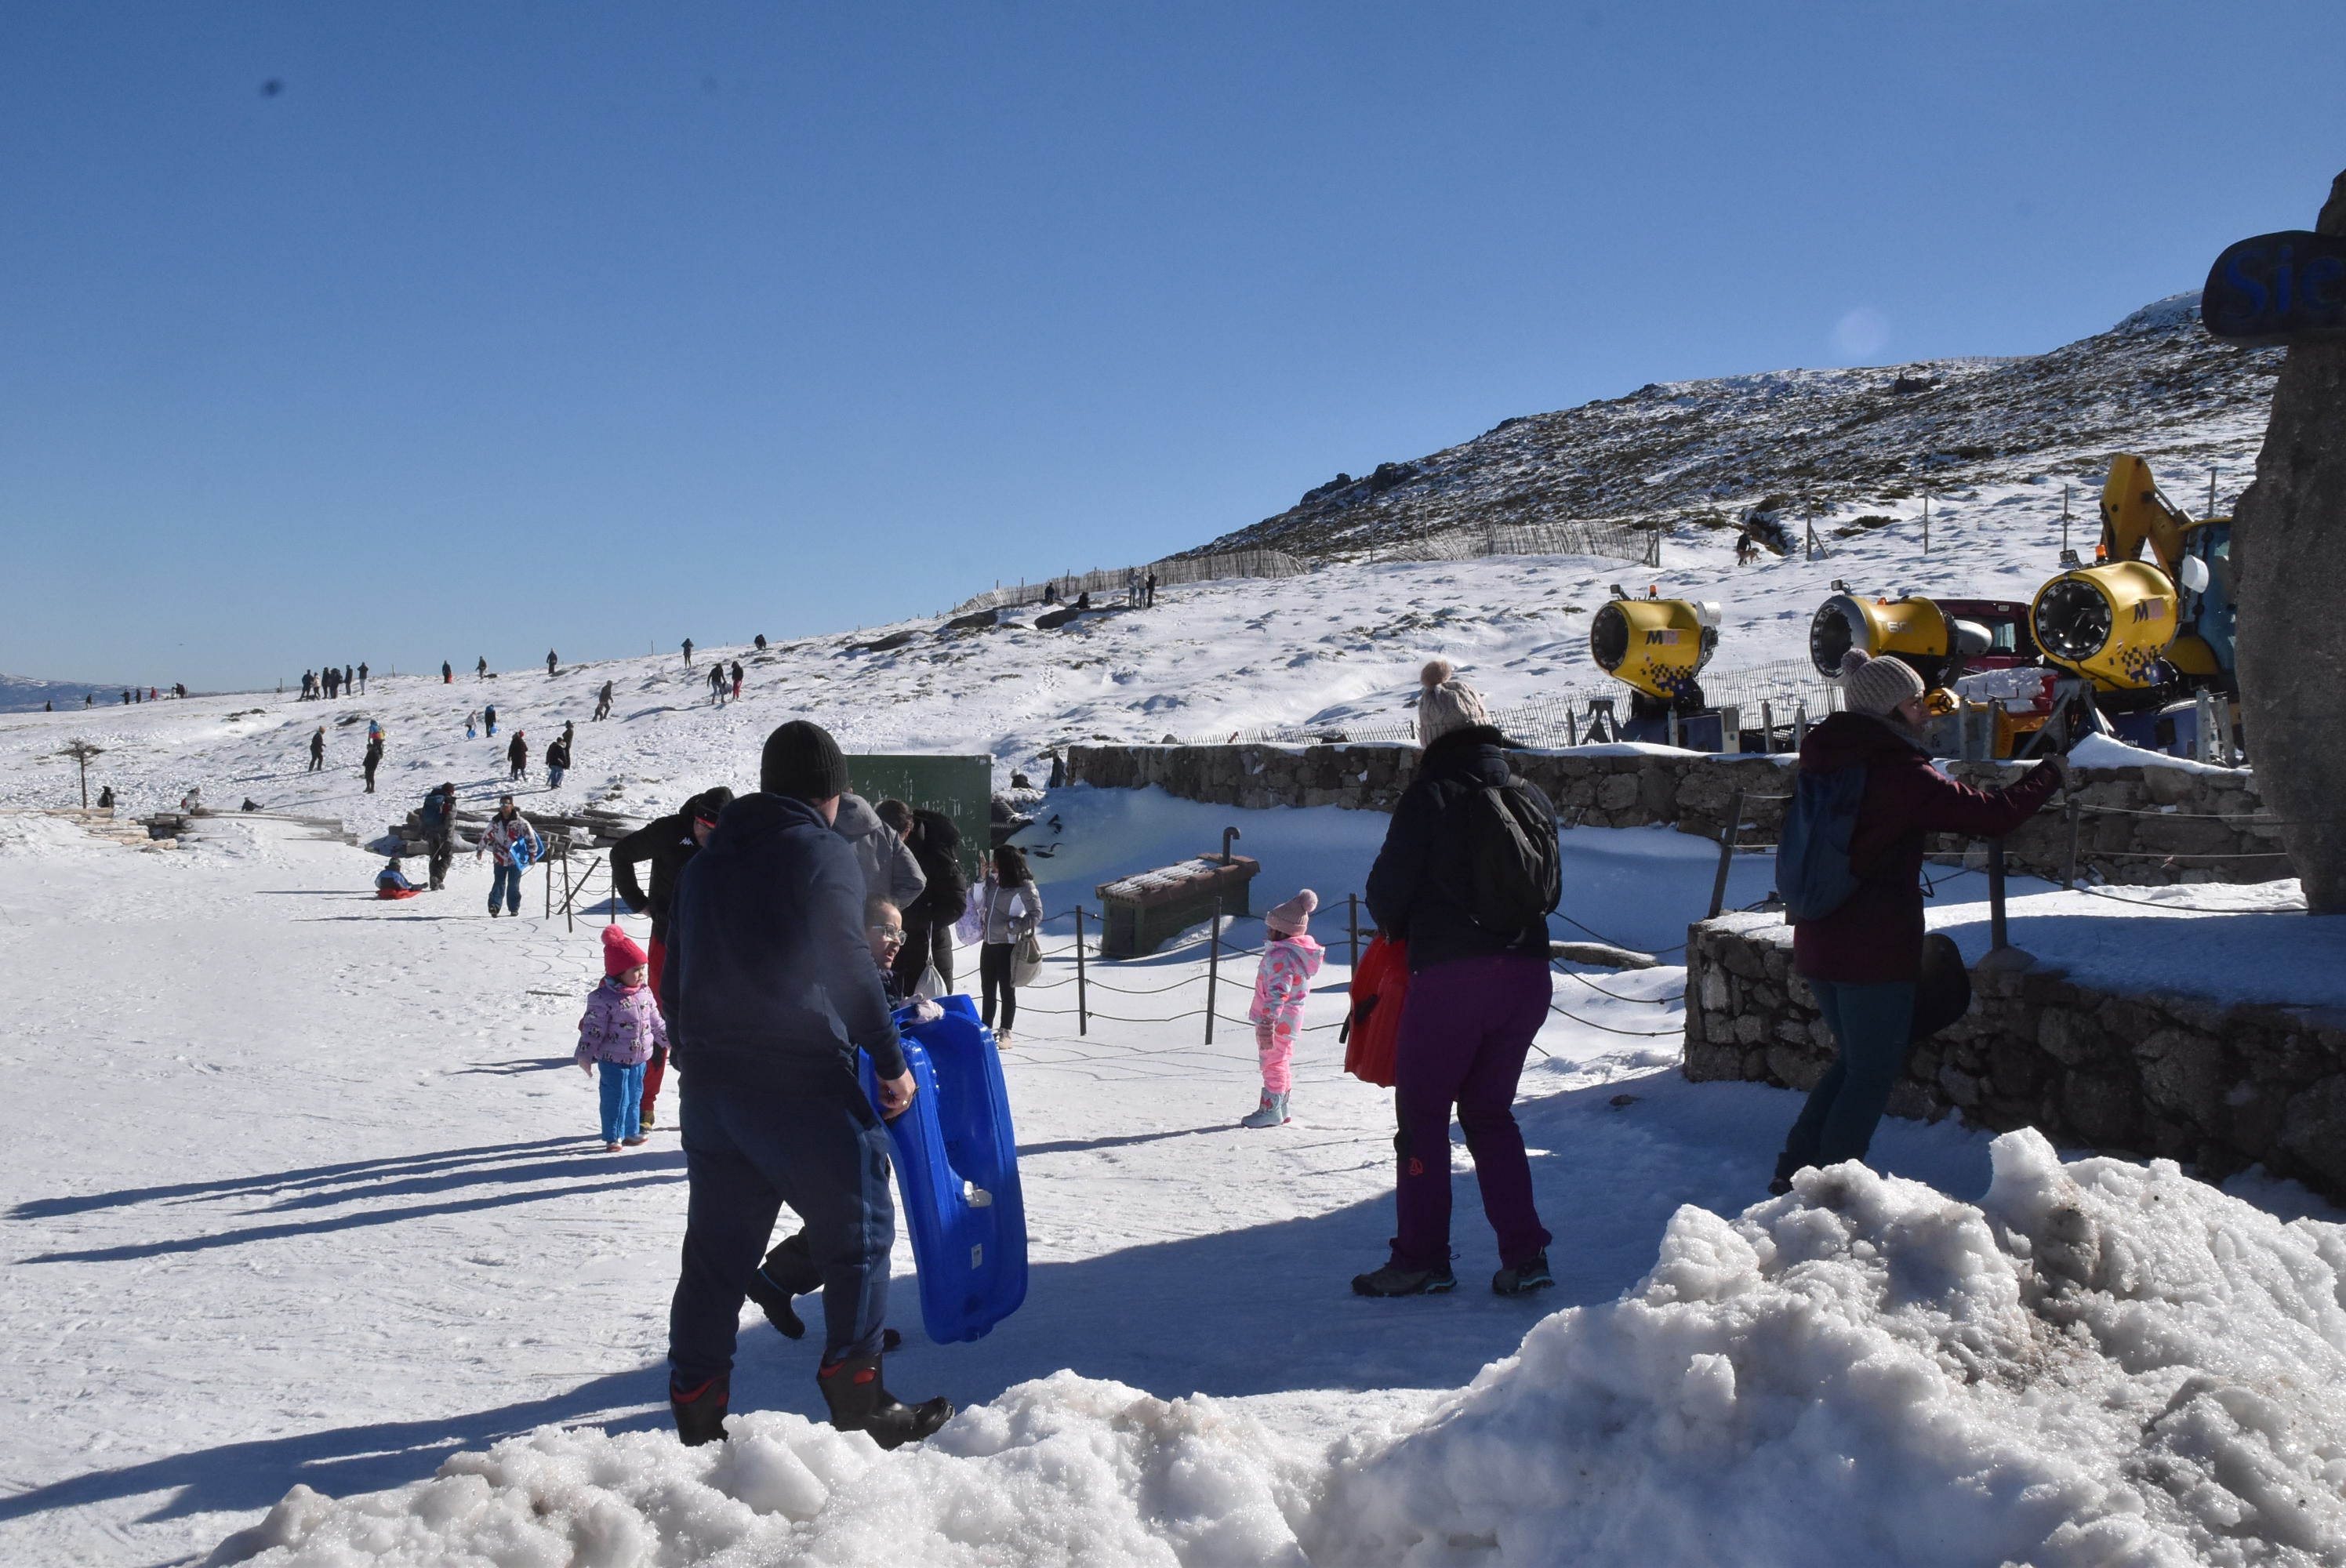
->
xmin=832 ymin=793 xmax=927 ymax=910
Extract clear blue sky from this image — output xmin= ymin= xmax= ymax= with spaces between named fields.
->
xmin=5 ymin=2 xmax=2340 ymax=691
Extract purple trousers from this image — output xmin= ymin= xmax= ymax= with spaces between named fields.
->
xmin=1389 ymin=954 xmax=1553 ymax=1272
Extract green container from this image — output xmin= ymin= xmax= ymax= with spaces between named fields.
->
xmin=845 ymin=753 xmax=994 ymax=884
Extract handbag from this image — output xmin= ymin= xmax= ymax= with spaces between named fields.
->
xmin=1342 ymin=935 xmax=1409 ymax=1087
xmin=1009 ymin=930 xmax=1044 ymax=988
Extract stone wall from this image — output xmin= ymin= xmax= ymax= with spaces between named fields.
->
xmin=1684 ymin=914 xmax=2346 ymax=1200
xmin=1065 ymin=743 xmax=2289 ymax=885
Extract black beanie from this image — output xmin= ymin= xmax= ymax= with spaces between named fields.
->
xmin=760 ymin=720 xmax=848 ymax=801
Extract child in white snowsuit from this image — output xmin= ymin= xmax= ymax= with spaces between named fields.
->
xmin=577 ymin=926 xmax=668 ymax=1150
xmin=1243 ymin=891 xmax=1324 ymax=1127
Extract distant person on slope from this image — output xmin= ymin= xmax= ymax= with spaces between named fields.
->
xmin=1356 ymin=661 xmax=1559 ymax=1300
xmin=731 ymin=660 xmax=743 ymax=701
xmin=576 ymin=926 xmax=666 ymax=1151
xmin=474 ymin=795 xmax=539 ymax=917
xmin=661 ymin=720 xmax=950 ymax=1450
xmin=466 ymin=710 xmax=478 ymax=740
xmin=1242 ymin=891 xmax=1323 ymax=1129
xmin=594 ymin=681 xmax=614 ymax=720
xmin=362 ymin=731 xmax=384 ymax=794
xmin=547 ymin=649 xmax=559 ymax=677
xmin=611 ymin=786 xmax=734 ymax=1131
xmin=442 ymin=660 xmax=453 ymax=684
xmin=484 ymin=702 xmax=498 ymax=737
xmin=545 ymin=731 xmax=571 ymax=789
xmin=307 ymin=726 xmax=325 ymax=773
xmin=478 ymin=655 xmax=488 ymax=680
xmin=1768 ymin=651 xmax=2064 ymax=1195
xmin=419 ymin=782 xmax=460 ymax=891
xmin=507 ymin=730 xmax=529 ymax=782
xmin=681 ymin=637 xmax=693 ymax=669
xmin=973 ymin=844 xmax=1041 ymax=1048
xmin=357 ymin=662 xmax=369 ymax=693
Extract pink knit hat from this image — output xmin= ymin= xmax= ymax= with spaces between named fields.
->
xmin=1265 ymin=889 xmax=1318 ymax=937
xmin=602 ymin=924 xmax=648 ymax=978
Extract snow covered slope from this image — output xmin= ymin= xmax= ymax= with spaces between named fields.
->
xmin=0 ymin=673 xmax=134 ymax=715
xmin=1206 ymin=292 xmax=2277 ymax=557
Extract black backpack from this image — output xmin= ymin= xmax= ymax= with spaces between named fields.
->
xmin=914 ymin=808 xmax=971 ymax=919
xmin=1443 ymin=777 xmax=1562 ymax=935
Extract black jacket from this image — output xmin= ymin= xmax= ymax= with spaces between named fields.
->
xmin=546 ymin=738 xmax=571 ymax=770
xmin=902 ymin=808 xmax=970 ymax=924
xmin=665 ymin=792 xmax=906 ymax=1087
xmin=1365 ymin=724 xmax=1555 ymax=974
xmin=610 ymin=802 xmax=709 ymax=942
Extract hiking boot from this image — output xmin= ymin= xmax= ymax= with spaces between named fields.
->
xmin=1239 ymin=1091 xmax=1289 ymax=1129
xmin=743 ymin=1262 xmax=807 ymax=1340
xmin=638 ymin=1104 xmax=657 ymax=1131
xmin=816 ymin=1355 xmax=952 ymax=1450
xmin=761 ymin=1233 xmax=823 ymax=1297
xmin=670 ymin=1372 xmax=729 ymax=1446
xmin=995 ymin=1030 xmax=1014 ymax=1049
xmin=1492 ymin=1251 xmax=1555 ymax=1297
xmin=1351 ymin=1263 xmax=1458 ymax=1298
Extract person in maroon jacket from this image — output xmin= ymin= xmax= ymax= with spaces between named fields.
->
xmin=1771 ymin=650 xmax=2065 ymax=1192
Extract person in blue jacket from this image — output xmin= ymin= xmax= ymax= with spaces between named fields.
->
xmin=662 ymin=720 xmax=952 ymax=1452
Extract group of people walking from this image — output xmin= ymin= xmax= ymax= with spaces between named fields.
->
xmin=299 ymin=664 xmax=365 ymax=701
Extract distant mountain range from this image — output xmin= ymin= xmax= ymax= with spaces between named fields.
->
xmin=0 ymin=675 xmax=137 ymax=713
xmin=1200 ymin=292 xmax=2279 ymax=557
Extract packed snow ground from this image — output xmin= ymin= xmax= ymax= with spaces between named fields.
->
xmin=7 ymin=782 xmax=2346 ymax=1566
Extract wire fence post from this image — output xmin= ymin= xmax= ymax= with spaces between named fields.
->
xmin=1988 ymin=837 xmax=2010 ymax=953
xmin=2064 ymin=799 xmax=2081 ymax=890
xmin=1074 ymin=905 xmax=1089 ymax=1036
xmin=1706 ymin=787 xmax=1745 ymax=920
xmin=1204 ymin=897 xmax=1220 ymax=1046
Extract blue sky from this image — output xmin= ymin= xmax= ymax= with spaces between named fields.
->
xmin=5 ymin=2 xmax=2341 ymax=691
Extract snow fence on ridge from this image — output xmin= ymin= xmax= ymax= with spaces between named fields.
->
xmin=211 ymin=1128 xmax=2346 ymax=1568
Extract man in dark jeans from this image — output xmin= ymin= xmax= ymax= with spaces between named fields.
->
xmin=663 ymin=720 xmax=951 ymax=1450
xmin=420 ymin=782 xmax=459 ymax=891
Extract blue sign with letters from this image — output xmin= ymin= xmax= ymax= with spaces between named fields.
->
xmin=2203 ymin=230 xmax=2346 ymax=347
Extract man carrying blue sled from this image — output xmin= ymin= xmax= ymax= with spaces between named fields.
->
xmin=662 ymin=719 xmax=954 ymax=1450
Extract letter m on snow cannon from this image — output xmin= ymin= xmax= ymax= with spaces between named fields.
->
xmin=2203 ymin=230 xmax=2346 ymax=347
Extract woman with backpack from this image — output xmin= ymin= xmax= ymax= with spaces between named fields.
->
xmin=1357 ymin=661 xmax=1561 ymax=1300
xmin=973 ymin=844 xmax=1042 ymax=1047
xmin=1770 ymin=650 xmax=2065 ymax=1192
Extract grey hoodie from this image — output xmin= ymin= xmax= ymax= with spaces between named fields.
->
xmin=832 ymin=793 xmax=927 ymax=910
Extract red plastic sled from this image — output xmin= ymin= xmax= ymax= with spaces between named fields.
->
xmin=376 ymin=887 xmax=422 ymax=900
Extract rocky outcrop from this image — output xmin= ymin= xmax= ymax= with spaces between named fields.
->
xmin=1684 ymin=915 xmax=2346 ymax=1200
xmin=1066 ymin=744 xmax=2290 ymax=885
xmin=2233 ymin=169 xmax=2346 ymax=913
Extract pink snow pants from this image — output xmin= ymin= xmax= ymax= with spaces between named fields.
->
xmin=1256 ymin=1016 xmax=1297 ymax=1094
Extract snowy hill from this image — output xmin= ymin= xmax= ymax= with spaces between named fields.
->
xmin=1204 ymin=292 xmax=2279 ymax=557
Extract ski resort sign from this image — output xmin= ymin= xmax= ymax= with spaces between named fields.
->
xmin=2203 ymin=230 xmax=2346 ymax=346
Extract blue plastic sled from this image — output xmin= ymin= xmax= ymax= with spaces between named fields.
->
xmin=859 ymin=994 xmax=1028 ymax=1344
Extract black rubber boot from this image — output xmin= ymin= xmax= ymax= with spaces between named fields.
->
xmin=670 ymin=1371 xmax=730 ymax=1446
xmin=816 ymin=1355 xmax=953 ymax=1450
xmin=742 ymin=1263 xmax=806 ymax=1340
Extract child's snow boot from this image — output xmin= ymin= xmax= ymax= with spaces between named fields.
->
xmin=1239 ymin=1091 xmax=1289 ymax=1129
xmin=670 ymin=1371 xmax=730 ymax=1446
xmin=743 ymin=1263 xmax=808 ymax=1340
xmin=1491 ymin=1250 xmax=1555 ymax=1296
xmin=816 ymin=1355 xmax=953 ymax=1450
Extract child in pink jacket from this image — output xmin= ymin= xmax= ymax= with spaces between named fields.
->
xmin=577 ymin=926 xmax=668 ymax=1151
xmin=1243 ymin=891 xmax=1324 ymax=1127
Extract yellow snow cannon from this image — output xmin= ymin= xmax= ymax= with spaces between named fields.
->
xmin=2028 ymin=559 xmax=2181 ymax=691
xmin=1807 ymin=590 xmax=2003 ymax=687
xmin=1591 ymin=590 xmax=1720 ymax=710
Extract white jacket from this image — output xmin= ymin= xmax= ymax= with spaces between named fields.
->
xmin=976 ymin=876 xmax=1042 ymax=945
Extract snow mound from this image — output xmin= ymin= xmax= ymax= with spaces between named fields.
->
xmin=211 ymin=1131 xmax=2346 ymax=1567
xmin=210 ymin=1371 xmax=1318 ymax=1568
xmin=1313 ymin=1128 xmax=2346 ymax=1567
xmin=0 ymin=812 xmax=104 ymax=856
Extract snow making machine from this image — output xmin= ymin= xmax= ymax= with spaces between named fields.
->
xmin=1803 ymin=456 xmax=2240 ymax=761
xmin=1589 ymin=587 xmax=1736 ymax=749
xmin=2028 ymin=454 xmax=2237 ymax=757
